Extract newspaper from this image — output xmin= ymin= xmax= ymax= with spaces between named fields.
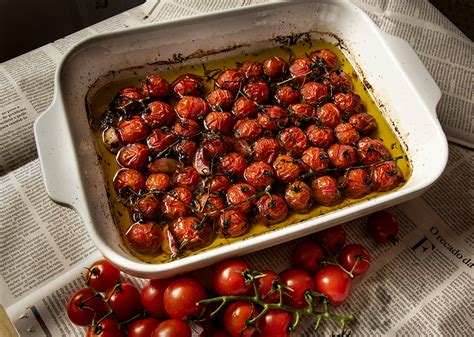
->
xmin=0 ymin=0 xmax=472 ymax=336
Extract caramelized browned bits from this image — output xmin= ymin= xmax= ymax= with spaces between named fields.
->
xmin=311 ymin=175 xmax=342 ymax=206
xmin=118 ymin=115 xmax=150 ymax=144
xmin=256 ymin=194 xmax=289 ymax=225
xmin=142 ymin=101 xmax=175 ymax=128
xmin=142 ymin=74 xmax=170 ymax=99
xmin=357 ymin=136 xmax=391 ymax=164
xmin=126 ymin=222 xmax=162 ymax=254
xmin=284 ymin=180 xmax=313 ymax=213
xmin=218 ymin=210 xmax=249 ymax=238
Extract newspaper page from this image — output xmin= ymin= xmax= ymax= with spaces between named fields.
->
xmin=0 ymin=0 xmax=473 ymax=336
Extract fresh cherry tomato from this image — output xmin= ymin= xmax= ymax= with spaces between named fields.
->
xmin=86 ymin=318 xmax=124 ymax=337
xmin=337 ymin=244 xmax=371 ymax=276
xmin=213 ymin=259 xmax=253 ymax=296
xmin=367 ymin=210 xmax=400 ymax=243
xmin=257 ymin=309 xmax=293 ymax=337
xmin=316 ymin=225 xmax=346 ymax=254
xmin=85 ymin=259 xmax=121 ymax=292
xmin=67 ymin=287 xmax=106 ymax=326
xmin=106 ymin=283 xmax=141 ymax=322
xmin=292 ymin=240 xmax=325 ymax=273
xmin=151 ymin=319 xmax=192 ymax=337
xmin=163 ymin=277 xmax=207 ymax=319
xmin=141 ymin=278 xmax=173 ymax=318
xmin=256 ymin=270 xmax=280 ymax=304
xmin=279 ymin=268 xmax=315 ymax=309
xmin=314 ymin=265 xmax=352 ymax=305
xmin=128 ymin=317 xmax=160 ymax=337
xmin=223 ymin=301 xmax=259 ymax=337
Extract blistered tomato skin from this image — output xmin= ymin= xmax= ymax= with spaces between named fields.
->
xmin=232 ymin=96 xmax=259 ymax=119
xmin=273 ymin=154 xmax=301 ymax=183
xmin=311 ymin=175 xmax=342 ymax=206
xmin=134 ymin=194 xmax=161 ymax=220
xmin=239 ymin=59 xmax=263 ymax=80
xmin=126 ymin=222 xmax=162 ymax=255
xmin=328 ymin=143 xmax=358 ymax=169
xmin=173 ymin=166 xmax=201 ymax=190
xmin=115 ymin=86 xmax=144 ymax=112
xmin=310 ymin=49 xmax=339 ymax=70
xmin=340 ymin=168 xmax=371 ymax=199
xmin=316 ymin=103 xmax=342 ymax=129
xmin=117 ymin=143 xmax=150 ymax=170
xmin=169 ymin=217 xmax=213 ymax=251
xmin=201 ymin=175 xmax=231 ymax=195
xmin=204 ymin=111 xmax=234 ymax=133
xmin=175 ymin=96 xmax=210 ymax=120
xmin=289 ymin=56 xmax=315 ymax=85
xmin=333 ymin=91 xmax=362 ymax=115
xmin=256 ymin=194 xmax=289 ymax=225
xmin=233 ymin=119 xmax=262 ymax=142
xmin=252 ymin=137 xmax=281 ymax=164
xmin=216 ymin=69 xmax=245 ymax=94
xmin=118 ymin=116 xmax=150 ymax=144
xmin=275 ymin=85 xmax=301 ymax=106
xmin=174 ymin=139 xmax=198 ymax=163
xmin=323 ymin=70 xmax=353 ymax=92
xmin=334 ymin=123 xmax=360 ymax=145
xmin=300 ymin=147 xmax=330 ymax=172
xmin=161 ymin=187 xmax=194 ymax=219
xmin=288 ymin=103 xmax=316 ymax=125
xmin=371 ymin=161 xmax=404 ymax=192
xmin=278 ymin=126 xmax=309 ymax=155
xmin=226 ymin=183 xmax=257 ymax=214
xmin=284 ymin=180 xmax=313 ymax=213
xmin=173 ymin=118 xmax=200 ymax=139
xmin=207 ymin=88 xmax=234 ymax=111
xmin=243 ymin=80 xmax=270 ymax=104
xmin=219 ymin=152 xmax=248 ymax=177
xmin=171 ymin=73 xmax=205 ymax=98
xmin=258 ymin=106 xmax=288 ymax=131
xmin=357 ymin=136 xmax=391 ymax=164
xmin=202 ymin=137 xmax=231 ymax=157
xmin=142 ymin=101 xmax=176 ymax=128
xmin=113 ymin=168 xmax=146 ymax=195
xmin=348 ymin=113 xmax=377 ymax=134
xmin=142 ymin=74 xmax=170 ymax=99
xmin=146 ymin=129 xmax=178 ymax=153
xmin=243 ymin=161 xmax=275 ymax=189
xmin=146 ymin=173 xmax=172 ymax=192
xmin=300 ymin=82 xmax=329 ymax=106
xmin=306 ymin=125 xmax=334 ymax=149
xmin=217 ymin=209 xmax=249 ymax=238
xmin=263 ymin=56 xmax=289 ymax=80
xmin=198 ymin=195 xmax=226 ymax=220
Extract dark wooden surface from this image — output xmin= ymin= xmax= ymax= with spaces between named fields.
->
xmin=430 ymin=0 xmax=473 ymax=40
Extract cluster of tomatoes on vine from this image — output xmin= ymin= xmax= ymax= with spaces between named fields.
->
xmin=98 ymin=45 xmax=404 ymax=259
xmin=66 ymin=210 xmax=399 ymax=336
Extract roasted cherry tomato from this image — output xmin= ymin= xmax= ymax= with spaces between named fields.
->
xmin=161 ymin=187 xmax=194 ymax=219
xmin=198 ymin=194 xmax=226 ymax=220
xmin=207 ymin=88 xmax=234 ymax=111
xmin=275 ymin=85 xmax=301 ymax=106
xmin=133 ymin=194 xmax=161 ymax=221
xmin=219 ymin=152 xmax=248 ymax=177
xmin=239 ymin=59 xmax=263 ymax=80
xmin=126 ymin=222 xmax=162 ymax=255
xmin=256 ymin=194 xmax=289 ymax=225
xmin=340 ymin=168 xmax=371 ymax=199
xmin=263 ymin=56 xmax=289 ymax=80
xmin=314 ymin=265 xmax=352 ymax=305
xmin=278 ymin=126 xmax=308 ymax=155
xmin=171 ymin=73 xmax=205 ymax=98
xmin=333 ymin=91 xmax=362 ymax=115
xmin=226 ymin=183 xmax=257 ymax=214
xmin=310 ymin=49 xmax=339 ymax=69
xmin=142 ymin=74 xmax=170 ymax=99
xmin=288 ymin=103 xmax=315 ymax=126
xmin=289 ymin=56 xmax=314 ymax=85
xmin=201 ymin=175 xmax=231 ymax=195
xmin=292 ymin=240 xmax=325 ymax=273
xmin=323 ymin=70 xmax=353 ymax=92
xmin=173 ymin=166 xmax=200 ymax=190
xmin=348 ymin=113 xmax=377 ymax=134
xmin=300 ymin=147 xmax=330 ymax=172
xmin=232 ymin=96 xmax=259 ymax=119
xmin=367 ymin=209 xmax=400 ymax=243
xmin=284 ymin=180 xmax=313 ymax=213
xmin=305 ymin=125 xmax=334 ymax=148
xmin=148 ymin=158 xmax=179 ymax=174
xmin=142 ymin=101 xmax=175 ymax=128
xmin=371 ymin=161 xmax=403 ymax=192
xmin=163 ymin=277 xmax=207 ymax=319
xmin=257 ymin=106 xmax=288 ymax=131
xmin=334 ymin=123 xmax=360 ymax=145
xmin=216 ymin=69 xmax=244 ymax=94
xmin=146 ymin=173 xmax=172 ymax=192
xmin=311 ymin=175 xmax=342 ymax=207
xmin=175 ymin=96 xmax=210 ymax=120
xmin=174 ymin=139 xmax=198 ymax=163
xmin=243 ymin=161 xmax=275 ymax=189
xmin=202 ymin=136 xmax=231 ymax=156
xmin=173 ymin=118 xmax=201 ymax=139
xmin=300 ymin=82 xmax=329 ymax=106
xmin=217 ymin=209 xmax=249 ymax=238
xmin=169 ymin=217 xmax=212 ymax=251
xmin=118 ymin=116 xmax=150 ymax=144
xmin=356 ymin=136 xmax=391 ymax=164
xmin=233 ymin=119 xmax=262 ymax=142
xmin=146 ymin=129 xmax=178 ymax=153
xmin=117 ymin=143 xmax=149 ymax=170
xmin=113 ymin=168 xmax=146 ymax=196
xmin=243 ymin=80 xmax=270 ymax=104
xmin=252 ymin=137 xmax=281 ymax=164
xmin=327 ymin=143 xmax=358 ymax=169
xmin=273 ymin=154 xmax=301 ymax=183
xmin=205 ymin=111 xmax=234 ymax=133
xmin=316 ymin=103 xmax=341 ymax=129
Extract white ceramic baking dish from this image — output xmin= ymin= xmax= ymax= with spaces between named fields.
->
xmin=34 ymin=0 xmax=448 ymax=278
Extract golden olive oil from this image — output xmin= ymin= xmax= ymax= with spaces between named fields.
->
xmin=87 ymin=38 xmax=410 ymax=263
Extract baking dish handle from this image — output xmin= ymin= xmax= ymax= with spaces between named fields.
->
xmin=383 ymin=33 xmax=441 ymax=117
xmin=34 ymin=100 xmax=83 ymax=208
